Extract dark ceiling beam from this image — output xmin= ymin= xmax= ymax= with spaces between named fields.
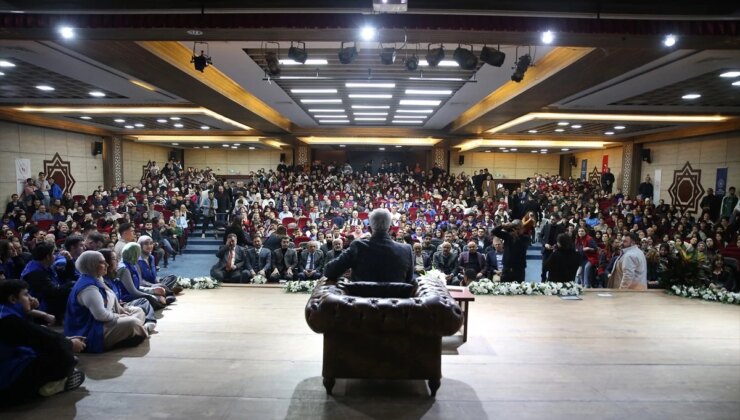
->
xmin=628 ymin=119 xmax=740 ymax=144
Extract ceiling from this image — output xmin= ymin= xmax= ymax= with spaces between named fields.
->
xmin=0 ymin=3 xmax=738 ymax=153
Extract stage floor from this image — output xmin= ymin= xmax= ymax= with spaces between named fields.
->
xmin=3 ymin=287 xmax=739 ymax=420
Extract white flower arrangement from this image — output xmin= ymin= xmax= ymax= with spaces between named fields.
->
xmin=417 ymin=269 xmax=447 ymax=284
xmin=468 ymin=278 xmax=583 ymax=296
xmin=670 ymin=285 xmax=740 ymax=305
xmin=176 ymin=276 xmax=220 ymax=290
xmin=251 ymin=274 xmax=268 ymax=284
xmin=283 ymin=280 xmax=318 ymax=293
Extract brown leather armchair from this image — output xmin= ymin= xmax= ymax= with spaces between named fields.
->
xmin=305 ymin=277 xmax=464 ymax=396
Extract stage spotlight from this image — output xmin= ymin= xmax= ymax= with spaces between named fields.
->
xmin=380 ymin=46 xmax=396 ymax=65
xmin=405 ymin=54 xmax=419 ymax=71
xmin=480 ymin=45 xmax=506 ymax=67
xmin=452 ymin=44 xmax=477 ymax=70
xmin=191 ymin=51 xmax=212 ymax=72
xmin=338 ymin=41 xmax=358 ymax=64
xmin=265 ymin=51 xmax=281 ymax=75
xmin=511 ymin=54 xmax=531 ymax=83
xmin=288 ymin=41 xmax=308 ymax=64
xmin=426 ymin=43 xmax=445 ymax=67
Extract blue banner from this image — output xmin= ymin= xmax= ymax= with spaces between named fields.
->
xmin=716 ymin=168 xmax=728 ymax=196
xmin=580 ymin=159 xmax=588 ymax=181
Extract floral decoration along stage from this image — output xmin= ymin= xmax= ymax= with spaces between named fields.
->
xmin=283 ymin=280 xmax=319 ymax=293
xmin=669 ymin=285 xmax=740 ymax=305
xmin=176 ymin=276 xmax=220 ymax=290
xmin=468 ymin=278 xmax=583 ymax=296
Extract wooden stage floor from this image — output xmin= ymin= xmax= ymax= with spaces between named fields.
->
xmin=3 ymin=288 xmax=739 ymax=420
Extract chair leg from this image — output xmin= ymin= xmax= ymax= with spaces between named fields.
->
xmin=323 ymin=377 xmax=335 ymax=395
xmin=427 ymin=378 xmax=440 ymax=397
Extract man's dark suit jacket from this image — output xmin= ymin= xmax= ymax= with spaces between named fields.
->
xmin=432 ymin=251 xmax=458 ymax=276
xmin=247 ymin=247 xmax=272 ymax=273
xmin=324 ymin=232 xmax=414 ymax=283
xmin=298 ymin=249 xmax=325 ymax=273
xmin=485 ymin=249 xmax=503 ymax=276
xmin=272 ymin=247 xmax=298 ymax=273
xmin=214 ymin=245 xmax=248 ymax=271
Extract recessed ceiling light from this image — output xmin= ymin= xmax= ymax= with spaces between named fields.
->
xmin=114 ymin=118 xmax=125 ymax=123
xmin=733 ymin=81 xmax=740 ymax=86
xmin=541 ymin=30 xmax=555 ymax=44
xmin=663 ymin=34 xmax=677 ymax=47
xmin=541 ymin=149 xmax=548 ymax=151
xmin=396 ymin=109 xmax=434 ymax=114
xmin=352 ymin=105 xmax=390 ymax=109
xmin=561 ymin=148 xmax=570 ymax=151
xmin=503 ymin=150 xmax=510 ymax=153
xmin=392 ymin=120 xmax=424 ymax=124
xmin=124 ymin=125 xmax=134 ymax=129
xmin=89 ymin=91 xmax=105 ymax=97
xmin=485 ymin=150 xmax=491 ymax=153
xmin=201 ymin=126 xmax=210 ymax=130
xmin=554 ymin=128 xmax=565 ymax=132
xmin=279 ymin=59 xmax=328 ymax=65
xmin=233 ymin=143 xmax=240 ymax=146
xmin=222 ymin=144 xmax=230 ymax=148
xmin=249 ymin=146 xmax=256 ymax=150
xmin=719 ymin=71 xmax=740 ymax=78
xmin=134 ymin=123 xmax=144 ymax=127
xmin=157 ymin=119 xmax=168 ymax=123
xmin=170 ymin=117 xmax=181 ymax=120
xmin=399 ymin=99 xmax=441 ymax=106
xmin=570 ymin=124 xmax=582 ymax=129
xmin=319 ymin=120 xmax=350 ymax=123
xmin=194 ymin=146 xmax=201 ymax=149
xmin=309 ymin=109 xmax=345 ymax=113
xmin=291 ymin=89 xmax=338 ymax=94
xmin=339 ymin=144 xmax=346 ymax=147
xmin=418 ymin=60 xmax=459 ymax=67
xmin=360 ymin=26 xmax=376 ymax=41
xmin=682 ymin=93 xmax=701 ymax=100
xmin=604 ymin=131 xmax=615 ymax=135
xmin=394 ymin=115 xmax=428 ymax=119
xmin=171 ymin=142 xmax=179 ymax=146
xmin=35 ymin=85 xmax=55 ymax=91
xmin=510 ymin=148 xmax=518 ymax=151
xmin=408 ymin=77 xmax=464 ymax=81
xmin=378 ymin=147 xmax=385 ymax=151
xmin=353 ymin=112 xmax=387 ymax=116
xmin=231 ymin=146 xmax=238 ymax=149
xmin=187 ymin=29 xmax=203 ymax=36
xmin=0 ymin=60 xmax=16 ymax=67
xmin=277 ymin=76 xmax=330 ymax=80
xmin=58 ymin=26 xmax=75 ymax=39
xmin=557 ymin=122 xmax=569 ymax=126
xmin=173 ymin=123 xmax=184 ymax=128
xmin=301 ymin=99 xmax=342 ymax=103
xmin=346 ymin=82 xmax=395 ymax=88
xmin=404 ymin=89 xmax=452 ymax=95
xmin=614 ymin=125 xmax=626 ymax=130
xmin=531 ymin=150 xmax=539 ymax=153
xmin=499 ymin=147 xmax=507 ymax=150
xmin=79 ymin=116 xmax=92 ymax=120
xmin=527 ymin=129 xmax=538 ymax=133
xmin=395 ymin=145 xmax=402 ymax=148
xmin=202 ymin=146 xmax=209 ymax=149
xmin=313 ymin=115 xmax=347 ymax=118
xmin=0 ymin=72 xmax=4 ymax=76
xmin=355 ymin=117 xmax=386 ymax=121
xmin=541 ymin=151 xmax=548 ymax=154
xmin=348 ymin=94 xmax=392 ymax=99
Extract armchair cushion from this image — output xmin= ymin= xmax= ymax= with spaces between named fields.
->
xmin=337 ymin=281 xmax=416 ymax=298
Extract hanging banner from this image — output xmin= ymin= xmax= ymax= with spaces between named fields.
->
xmin=601 ymin=155 xmax=609 ymax=173
xmin=716 ymin=168 xmax=728 ymax=196
xmin=15 ymin=158 xmax=31 ymax=195
xmin=580 ymin=159 xmax=588 ymax=181
xmin=653 ymin=169 xmax=662 ymax=202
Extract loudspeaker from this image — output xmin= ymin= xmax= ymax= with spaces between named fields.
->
xmin=169 ymin=151 xmax=178 ymax=161
xmin=641 ymin=148 xmax=652 ymax=164
xmin=280 ymin=153 xmax=286 ymax=162
xmin=92 ymin=141 xmax=103 ymax=156
xmin=458 ymin=155 xmax=465 ymax=165
xmin=569 ymin=156 xmax=577 ymax=167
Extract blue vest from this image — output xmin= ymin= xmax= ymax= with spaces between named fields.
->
xmin=64 ymin=274 xmax=106 ymax=353
xmin=119 ymin=262 xmax=140 ymax=303
xmin=137 ymin=255 xmax=157 ymax=284
xmin=20 ymin=260 xmax=59 ymax=312
xmin=104 ymin=275 xmax=124 ymax=301
xmin=0 ymin=303 xmax=37 ymax=390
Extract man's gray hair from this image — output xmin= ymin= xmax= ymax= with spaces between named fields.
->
xmin=75 ymin=250 xmax=104 ymax=277
xmin=368 ymin=208 xmax=392 ymax=234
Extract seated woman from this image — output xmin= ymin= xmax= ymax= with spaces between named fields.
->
xmin=137 ymin=236 xmax=181 ymax=297
xmin=64 ymin=251 xmax=148 ymax=353
xmin=117 ymin=243 xmax=169 ymax=310
xmin=100 ymin=249 xmax=157 ymax=333
xmin=707 ymin=254 xmax=734 ymax=291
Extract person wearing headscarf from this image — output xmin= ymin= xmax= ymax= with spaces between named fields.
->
xmin=100 ymin=249 xmax=157 ymax=333
xmin=117 ymin=243 xmax=169 ymax=310
xmin=64 ymin=251 xmax=148 ymax=353
xmin=137 ymin=236 xmax=181 ymax=295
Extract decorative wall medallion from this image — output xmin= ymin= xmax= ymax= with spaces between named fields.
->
xmin=668 ymin=161 xmax=705 ymax=214
xmin=141 ymin=160 xmax=153 ymax=181
xmin=589 ymin=167 xmax=601 ymax=185
xmin=43 ymin=152 xmax=76 ymax=194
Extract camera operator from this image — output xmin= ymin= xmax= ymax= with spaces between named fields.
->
xmin=492 ymin=219 xmax=531 ymax=282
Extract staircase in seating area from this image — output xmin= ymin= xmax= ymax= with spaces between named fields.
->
xmin=182 ymin=224 xmax=222 ymax=255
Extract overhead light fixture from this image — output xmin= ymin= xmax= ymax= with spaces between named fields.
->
xmin=124 ymin=125 xmax=134 ymax=129
xmin=561 ymin=148 xmax=570 ymax=151
xmin=408 ymin=76 xmax=464 ymax=81
xmin=604 ymin=131 xmax=614 ymax=135
xmin=392 ymin=120 xmax=424 ymax=124
xmin=480 ymin=45 xmax=506 ymax=67
xmin=134 ymin=123 xmax=145 ymax=127
xmin=338 ymin=42 xmax=358 ymax=64
xmin=200 ymin=126 xmax=210 ymax=130
xmin=249 ymin=146 xmax=256 ymax=150
xmin=309 ymin=109 xmax=345 ymax=112
xmin=378 ymin=147 xmax=385 ymax=151
xmin=733 ymin=81 xmax=740 ymax=86
xmin=157 ymin=119 xmax=168 ymax=123
xmin=510 ymin=148 xmax=518 ymax=151
xmin=171 ymin=142 xmax=179 ymax=146
xmin=355 ymin=117 xmax=386 ymax=121
xmin=35 ymin=85 xmax=55 ymax=91
xmin=394 ymin=115 xmax=428 ymax=119
xmin=682 ymin=93 xmax=701 ymax=100
xmin=319 ymin=120 xmax=350 ymax=123
xmin=373 ymin=0 xmax=408 ymax=13
xmin=485 ymin=150 xmax=491 ymax=153
xmin=352 ymin=105 xmax=390 ymax=109
xmin=190 ymin=41 xmax=213 ymax=72
xmin=379 ymin=44 xmax=397 ymax=65
xmin=614 ymin=125 xmax=626 ymax=130
xmin=194 ymin=146 xmax=201 ymax=149
xmin=360 ymin=26 xmax=376 ymax=41
xmin=531 ymin=150 xmax=539 ymax=153
xmin=339 ymin=144 xmax=346 ymax=147
xmin=400 ymin=99 xmax=441 ymax=106
xmin=287 ymin=41 xmax=308 ymax=64
xmin=354 ymin=112 xmax=388 ymax=116
xmin=418 ymin=60 xmax=458 ymax=67
xmin=291 ymin=89 xmax=338 ymax=94
xmin=663 ymin=34 xmax=677 ymax=47
xmin=405 ymin=54 xmax=419 ymax=71
xmin=223 ymin=144 xmax=230 ymax=148
xmin=396 ymin=109 xmax=434 ymax=113
xmin=114 ymin=119 xmax=125 ymax=123
xmin=720 ymin=71 xmax=740 ymax=78
xmin=0 ymin=60 xmax=15 ymax=68
xmin=202 ymin=146 xmax=209 ymax=149
xmin=174 ymin=123 xmax=184 ymax=128
xmin=187 ymin=29 xmax=203 ymax=36
xmin=541 ymin=149 xmax=548 ymax=151
xmin=511 ymin=54 xmax=532 ymax=83
xmin=346 ymin=82 xmax=395 ymax=88
xmin=570 ymin=124 xmax=582 ymax=129
xmin=313 ymin=115 xmax=348 ymax=118
xmin=89 ymin=91 xmax=105 ymax=97
xmin=279 ymin=59 xmax=328 ymax=65
xmin=265 ymin=51 xmax=280 ymax=76
xmin=557 ymin=122 xmax=569 ymax=126
xmin=554 ymin=128 xmax=565 ymax=132
xmin=348 ymin=94 xmax=392 ymax=99
xmin=528 ymin=130 xmax=538 ymax=133
xmin=541 ymin=30 xmax=555 ymax=44
xmin=231 ymin=146 xmax=238 ymax=149
xmin=0 ymin=72 xmax=4 ymax=76
xmin=170 ymin=117 xmax=181 ymax=120
xmin=425 ymin=44 xmax=445 ymax=67
xmin=58 ymin=26 xmax=75 ymax=39
xmin=301 ymin=99 xmax=342 ymax=103
xmin=503 ymin=150 xmax=510 ymax=153
xmin=405 ymin=89 xmax=452 ymax=95
xmin=79 ymin=116 xmax=92 ymax=120
xmin=452 ymin=44 xmax=477 ymax=70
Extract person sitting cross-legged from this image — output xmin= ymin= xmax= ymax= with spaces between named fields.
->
xmin=137 ymin=236 xmax=182 ymax=295
xmin=245 ymin=236 xmax=272 ymax=283
xmin=117 ymin=243 xmax=168 ymax=310
xmin=64 ymin=251 xmax=148 ymax=353
xmin=210 ymin=234 xmax=249 ymax=283
xmin=297 ymin=240 xmax=324 ymax=281
xmin=270 ymin=236 xmax=298 ymax=282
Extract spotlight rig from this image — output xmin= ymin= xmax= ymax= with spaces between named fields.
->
xmin=190 ymin=41 xmax=212 ymax=72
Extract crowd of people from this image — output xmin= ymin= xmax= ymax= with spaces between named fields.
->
xmin=2 ymin=157 xmax=740 ymax=403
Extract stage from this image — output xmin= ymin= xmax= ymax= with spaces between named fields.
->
xmin=4 ymin=287 xmax=739 ymax=420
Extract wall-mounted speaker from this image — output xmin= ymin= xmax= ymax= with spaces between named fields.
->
xmin=92 ymin=141 xmax=103 ymax=156
xmin=569 ymin=156 xmax=577 ymax=167
xmin=458 ymin=155 xmax=465 ymax=165
xmin=280 ymin=153 xmax=286 ymax=162
xmin=641 ymin=148 xmax=652 ymax=164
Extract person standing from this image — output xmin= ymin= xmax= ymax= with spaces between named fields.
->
xmin=720 ymin=186 xmax=738 ymax=222
xmin=539 ymin=214 xmax=565 ymax=282
xmin=638 ymin=175 xmax=654 ymax=201
xmin=543 ymin=234 xmax=581 ymax=282
xmin=199 ymin=190 xmax=218 ymax=239
xmin=601 ymin=168 xmax=615 ymax=194
xmin=607 ymin=232 xmax=647 ymax=290
xmin=492 ymin=220 xmax=531 ymax=282
xmin=35 ymin=172 xmax=51 ymax=207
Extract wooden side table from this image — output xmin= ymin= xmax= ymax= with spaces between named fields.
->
xmin=446 ymin=286 xmax=475 ymax=342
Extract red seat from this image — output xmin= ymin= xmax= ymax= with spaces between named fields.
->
xmin=287 ymin=228 xmax=295 ymax=237
xmin=358 ymin=212 xmax=368 ymax=220
xmin=294 ymin=236 xmax=310 ymax=247
xmin=162 ymin=210 xmax=173 ymax=222
xmin=36 ymin=220 xmax=53 ymax=231
xmin=282 ymin=217 xmax=296 ymax=227
xmin=409 ymin=207 xmax=418 ymax=220
xmin=117 ymin=194 xmax=128 ymax=202
xmin=297 ymin=217 xmax=309 ymax=229
xmin=153 ymin=204 xmax=164 ymax=212
xmin=72 ymin=195 xmax=85 ymax=203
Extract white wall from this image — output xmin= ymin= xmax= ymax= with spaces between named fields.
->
xmin=184 ymin=148 xmax=287 ymax=175
xmin=0 ymin=121 xmax=104 ymax=199
xmin=640 ymin=132 xmax=740 ymax=205
xmin=449 ymin=151 xmax=560 ymax=179
xmin=122 ymin=141 xmax=171 ymax=185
